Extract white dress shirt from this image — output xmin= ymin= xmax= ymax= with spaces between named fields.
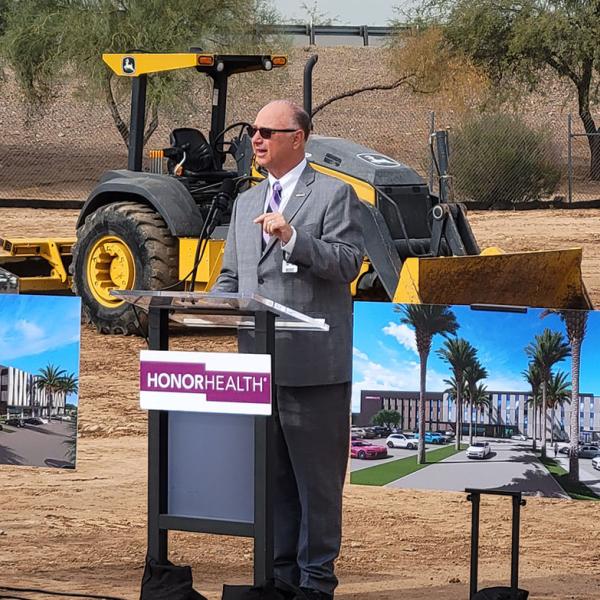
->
xmin=265 ymin=158 xmax=307 ymax=254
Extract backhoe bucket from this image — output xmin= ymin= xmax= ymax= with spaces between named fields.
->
xmin=393 ymin=247 xmax=592 ymax=310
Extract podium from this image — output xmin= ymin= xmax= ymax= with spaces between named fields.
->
xmin=114 ymin=290 xmax=328 ymax=585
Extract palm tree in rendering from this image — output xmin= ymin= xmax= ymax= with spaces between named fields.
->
xmin=437 ymin=338 xmax=477 ymax=450
xmin=35 ymin=364 xmax=66 ymax=418
xmin=464 ymin=359 xmax=488 ymax=445
xmin=525 ymin=329 xmax=570 ymax=458
xmin=470 ymin=383 xmax=492 ymax=439
xmin=542 ymin=309 xmax=589 ymax=481
xmin=522 ymin=362 xmax=543 ymax=450
xmin=545 ymin=370 xmax=571 ymax=444
xmin=58 ymin=373 xmax=79 ymax=416
xmin=397 ymin=304 xmax=459 ymax=464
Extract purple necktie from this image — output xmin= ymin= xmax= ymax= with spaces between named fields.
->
xmin=263 ymin=181 xmax=282 ymax=247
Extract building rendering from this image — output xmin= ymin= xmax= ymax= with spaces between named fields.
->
xmin=0 ymin=364 xmax=66 ymax=419
xmin=357 ymin=389 xmax=599 ymax=441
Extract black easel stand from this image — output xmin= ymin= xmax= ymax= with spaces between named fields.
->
xmin=466 ymin=488 xmax=529 ymax=600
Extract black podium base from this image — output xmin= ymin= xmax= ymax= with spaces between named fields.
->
xmin=472 ymin=587 xmax=529 ymax=600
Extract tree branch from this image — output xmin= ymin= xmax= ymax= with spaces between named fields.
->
xmin=104 ymin=73 xmax=129 ymax=147
xmin=144 ymin=102 xmax=159 ymax=145
xmin=311 ymin=74 xmax=421 ymax=117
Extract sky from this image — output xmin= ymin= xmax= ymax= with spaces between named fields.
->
xmin=352 ymin=302 xmax=600 ymax=412
xmin=271 ymin=0 xmax=416 ymax=26
xmin=0 ymin=295 xmax=81 ymax=403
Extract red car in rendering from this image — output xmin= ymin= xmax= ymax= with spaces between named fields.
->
xmin=350 ymin=440 xmax=388 ymax=460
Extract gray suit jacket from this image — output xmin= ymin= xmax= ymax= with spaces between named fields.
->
xmin=213 ymin=165 xmax=364 ymax=386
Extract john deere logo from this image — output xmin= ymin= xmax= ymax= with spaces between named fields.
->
xmin=122 ymin=56 xmax=136 ymax=74
xmin=357 ymin=153 xmax=400 ymax=168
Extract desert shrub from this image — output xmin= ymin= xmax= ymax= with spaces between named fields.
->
xmin=449 ymin=113 xmax=561 ymax=208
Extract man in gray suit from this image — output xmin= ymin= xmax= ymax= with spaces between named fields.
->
xmin=213 ymin=100 xmax=363 ymax=600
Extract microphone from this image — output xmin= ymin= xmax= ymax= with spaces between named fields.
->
xmin=211 ymin=178 xmax=236 ymax=218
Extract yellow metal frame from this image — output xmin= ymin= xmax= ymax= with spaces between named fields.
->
xmin=103 ymin=53 xmax=287 ymax=77
xmin=178 ymin=238 xmax=226 ymax=291
xmin=0 ymin=237 xmax=74 ymax=292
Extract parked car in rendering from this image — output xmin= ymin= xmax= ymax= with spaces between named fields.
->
xmin=351 ymin=427 xmax=367 ymax=439
xmin=370 ymin=426 xmax=391 ymax=438
xmin=6 ymin=417 xmax=25 ymax=428
xmin=424 ymin=432 xmax=446 ymax=445
xmin=578 ymin=444 xmax=600 ymax=459
xmin=511 ymin=434 xmax=528 ymax=441
xmin=24 ymin=417 xmax=48 ymax=425
xmin=386 ymin=433 xmax=419 ymax=450
xmin=592 ymin=456 xmax=600 ymax=471
xmin=361 ymin=427 xmax=378 ymax=439
xmin=466 ymin=441 xmax=491 ymax=459
xmin=350 ymin=440 xmax=388 ymax=460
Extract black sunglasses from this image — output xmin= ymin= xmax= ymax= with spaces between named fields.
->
xmin=248 ymin=126 xmax=299 ymax=139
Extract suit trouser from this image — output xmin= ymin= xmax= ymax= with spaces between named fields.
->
xmin=273 ymin=382 xmax=351 ymax=595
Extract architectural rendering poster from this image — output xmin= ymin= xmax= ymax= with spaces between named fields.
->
xmin=0 ymin=294 xmax=81 ymax=469
xmin=351 ymin=301 xmax=599 ymax=500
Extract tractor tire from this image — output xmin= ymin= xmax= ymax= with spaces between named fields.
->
xmin=71 ymin=201 xmax=178 ymax=335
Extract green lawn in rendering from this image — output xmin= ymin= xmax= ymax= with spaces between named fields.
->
xmin=540 ymin=456 xmax=600 ymax=501
xmin=351 ymin=443 xmax=467 ymax=486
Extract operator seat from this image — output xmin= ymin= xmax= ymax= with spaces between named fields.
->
xmin=169 ymin=127 xmax=216 ymax=172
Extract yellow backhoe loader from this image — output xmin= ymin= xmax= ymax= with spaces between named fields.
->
xmin=0 ymin=51 xmax=591 ymax=332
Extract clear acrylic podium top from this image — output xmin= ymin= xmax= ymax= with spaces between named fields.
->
xmin=111 ymin=290 xmax=329 ymax=332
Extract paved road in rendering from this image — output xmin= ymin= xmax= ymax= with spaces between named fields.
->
xmin=385 ymin=438 xmax=569 ymax=498
xmin=0 ymin=421 xmax=76 ymax=468
xmin=554 ymin=453 xmax=600 ymax=495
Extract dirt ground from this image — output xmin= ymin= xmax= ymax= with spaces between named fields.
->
xmin=1 ymin=207 xmax=600 ymax=600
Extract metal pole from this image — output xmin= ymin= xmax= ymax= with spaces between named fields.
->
xmin=468 ymin=492 xmax=480 ymax=599
xmin=147 ymin=299 xmax=170 ymax=564
xmin=253 ymin=310 xmax=276 ymax=585
xmin=303 ymin=55 xmax=319 ymax=118
xmin=128 ymin=74 xmax=147 ymax=172
xmin=510 ymin=494 xmax=523 ymax=600
xmin=568 ymin=113 xmax=573 ymax=204
xmin=362 ymin=25 xmax=369 ymax=46
xmin=429 ymin=111 xmax=436 ymax=192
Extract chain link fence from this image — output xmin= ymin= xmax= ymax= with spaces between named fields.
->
xmin=1 ymin=47 xmax=599 ymax=206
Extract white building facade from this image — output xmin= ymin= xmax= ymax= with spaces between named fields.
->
xmin=0 ymin=364 xmax=66 ymax=418
xmin=358 ymin=389 xmax=598 ymax=440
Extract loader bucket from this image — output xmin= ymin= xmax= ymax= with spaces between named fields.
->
xmin=393 ymin=247 xmax=592 ymax=310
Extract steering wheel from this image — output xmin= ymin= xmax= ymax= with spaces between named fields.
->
xmin=212 ymin=121 xmax=253 ymax=158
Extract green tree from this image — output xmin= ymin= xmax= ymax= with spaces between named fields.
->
xmin=437 ymin=337 xmax=477 ymax=450
xmin=0 ymin=0 xmax=279 ymax=144
xmin=413 ymin=0 xmax=600 ymax=178
xmin=464 ymin=358 xmax=488 ymax=445
xmin=545 ymin=370 xmax=571 ymax=444
xmin=542 ymin=309 xmax=589 ymax=482
xmin=397 ymin=304 xmax=459 ymax=464
xmin=58 ymin=373 xmax=79 ymax=417
xmin=522 ymin=361 xmax=542 ymax=450
xmin=35 ymin=364 xmax=66 ymax=418
xmin=469 ymin=382 xmax=491 ymax=438
xmin=372 ymin=409 xmax=401 ymax=429
xmin=525 ymin=328 xmax=570 ymax=458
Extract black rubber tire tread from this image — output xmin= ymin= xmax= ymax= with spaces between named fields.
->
xmin=71 ymin=201 xmax=178 ymax=335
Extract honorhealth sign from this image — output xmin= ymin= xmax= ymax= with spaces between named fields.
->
xmin=140 ymin=350 xmax=272 ymax=415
